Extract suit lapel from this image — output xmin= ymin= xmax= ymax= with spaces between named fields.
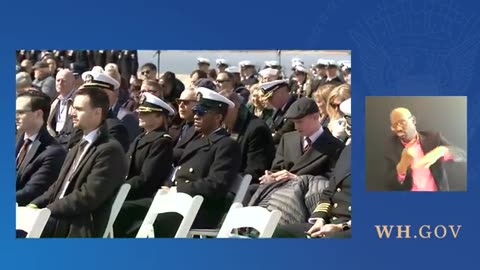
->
xmin=179 ymin=128 xmax=228 ymax=163
xmin=178 ymin=136 xmax=210 ymax=163
xmin=333 ymin=145 xmax=351 ymax=186
xmin=177 ymin=125 xmax=197 ymax=148
xmin=285 ymin=132 xmax=303 ymax=170
xmin=17 ymin=139 xmax=41 ymax=176
xmin=418 ymin=132 xmax=435 ymax=155
xmin=127 ymin=133 xmax=143 ymax=174
xmin=290 ymin=129 xmax=332 ymax=173
xmin=47 ymin=99 xmax=60 ymax=136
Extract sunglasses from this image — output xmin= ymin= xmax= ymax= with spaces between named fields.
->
xmin=192 ymin=107 xmax=208 ymax=116
xmin=141 ymin=70 xmax=151 ymax=75
xmin=176 ymin=99 xmax=197 ymax=106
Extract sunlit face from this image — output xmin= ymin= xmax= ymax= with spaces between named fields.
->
xmin=16 ymin=96 xmax=37 ymax=132
xmin=71 ymin=95 xmax=101 ymax=131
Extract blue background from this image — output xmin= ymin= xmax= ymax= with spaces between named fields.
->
xmin=2 ymin=0 xmax=479 ymax=269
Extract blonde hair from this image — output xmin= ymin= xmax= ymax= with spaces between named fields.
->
xmin=326 ymin=83 xmax=351 ymax=120
xmin=313 ymin=84 xmax=336 ymax=103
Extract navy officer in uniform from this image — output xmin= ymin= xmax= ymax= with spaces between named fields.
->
xmin=273 ymin=98 xmax=352 ymax=238
xmin=164 ymin=87 xmax=241 ymax=231
xmin=113 ymin=92 xmax=175 ymax=237
xmin=260 ymin=79 xmax=297 ymax=145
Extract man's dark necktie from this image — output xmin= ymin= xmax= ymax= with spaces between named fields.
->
xmin=59 ymin=139 xmax=89 ymax=199
xmin=178 ymin=124 xmax=189 ymax=141
xmin=303 ymin=137 xmax=312 ymax=153
xmin=16 ymin=139 xmax=32 ymax=169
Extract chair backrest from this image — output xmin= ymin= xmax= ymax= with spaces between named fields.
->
xmin=136 ymin=190 xmax=204 ymax=238
xmin=231 ymin=174 xmax=252 ymax=204
xmin=16 ymin=207 xmax=51 ymax=238
xmin=217 ymin=204 xmax=282 ymax=238
xmin=103 ymin=183 xmax=131 ymax=238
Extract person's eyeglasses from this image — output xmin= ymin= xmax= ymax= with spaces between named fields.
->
xmin=216 ymin=79 xmax=230 ymax=84
xmin=141 ymin=70 xmax=151 ymax=75
xmin=176 ymin=99 xmax=197 ymax=106
xmin=192 ymin=107 xmax=208 ymax=116
xmin=391 ymin=116 xmax=413 ymax=128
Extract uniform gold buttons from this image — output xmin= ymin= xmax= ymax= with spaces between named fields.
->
xmin=189 ymin=168 xmax=194 ymax=173
xmin=348 ymin=206 xmax=351 ymax=212
xmin=337 ymin=187 xmax=342 ymax=192
xmin=185 ymin=180 xmax=190 ymax=183
xmin=174 ymin=181 xmax=178 ymax=185
xmin=334 ymin=203 xmax=338 ymax=208
xmin=332 ymin=217 xmax=338 ymax=220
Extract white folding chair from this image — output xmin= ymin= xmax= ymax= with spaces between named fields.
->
xmin=16 ymin=207 xmax=51 ymax=238
xmin=103 ymin=183 xmax=131 ymax=238
xmin=217 ymin=204 xmax=282 ymax=238
xmin=136 ymin=190 xmax=203 ymax=238
xmin=188 ymin=174 xmax=252 ymax=238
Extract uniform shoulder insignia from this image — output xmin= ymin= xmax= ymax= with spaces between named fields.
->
xmin=162 ymin=134 xmax=172 ymax=139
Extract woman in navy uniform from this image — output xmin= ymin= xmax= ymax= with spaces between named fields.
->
xmin=113 ymin=92 xmax=175 ymax=237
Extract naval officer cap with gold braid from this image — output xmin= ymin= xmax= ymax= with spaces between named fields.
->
xmin=193 ymin=87 xmax=235 ymax=117
xmin=80 ymin=70 xmax=120 ymax=91
xmin=137 ymin=92 xmax=176 ymax=116
xmin=259 ymin=79 xmax=289 ymax=100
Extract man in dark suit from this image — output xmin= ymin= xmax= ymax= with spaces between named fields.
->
xmin=46 ymin=69 xmax=76 ymax=148
xmin=384 ymin=107 xmax=466 ymax=191
xmin=67 ymin=71 xmax=131 ymax=152
xmin=258 ymin=97 xmax=344 ymax=184
xmin=273 ymin=98 xmax=352 ymax=238
xmin=16 ymin=91 xmax=67 ymax=206
xmin=220 ymin=90 xmax=275 ymax=183
xmin=164 ymin=87 xmax=241 ymax=231
xmin=113 ymin=93 xmax=175 ymax=237
xmin=172 ymin=88 xmax=199 ymax=165
xmin=29 ymin=87 xmax=127 ymax=238
xmin=260 ymin=79 xmax=297 ymax=145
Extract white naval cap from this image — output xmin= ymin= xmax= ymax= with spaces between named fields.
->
xmin=239 ymin=60 xmax=254 ymax=67
xmin=324 ymin=59 xmax=338 ymax=67
xmin=81 ymin=70 xmax=120 ymax=90
xmin=293 ymin=65 xmax=308 ymax=73
xmin=225 ymin=66 xmax=240 ymax=73
xmin=340 ymin=98 xmax=351 ymax=116
xmin=265 ymin=60 xmax=280 ymax=67
xmin=216 ymin=58 xmax=228 ymax=66
xmin=195 ymin=87 xmax=235 ymax=109
xmin=197 ymin=57 xmax=210 ymax=65
xmin=259 ymin=79 xmax=289 ymax=98
xmin=259 ymin=68 xmax=279 ymax=77
xmin=91 ymin=66 xmax=105 ymax=73
xmin=137 ymin=92 xmax=176 ymax=116
xmin=291 ymin=58 xmax=304 ymax=67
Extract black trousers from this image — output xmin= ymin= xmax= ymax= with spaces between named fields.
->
xmin=273 ymin=223 xmax=352 ymax=239
xmin=114 ymin=198 xmax=183 ymax=238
